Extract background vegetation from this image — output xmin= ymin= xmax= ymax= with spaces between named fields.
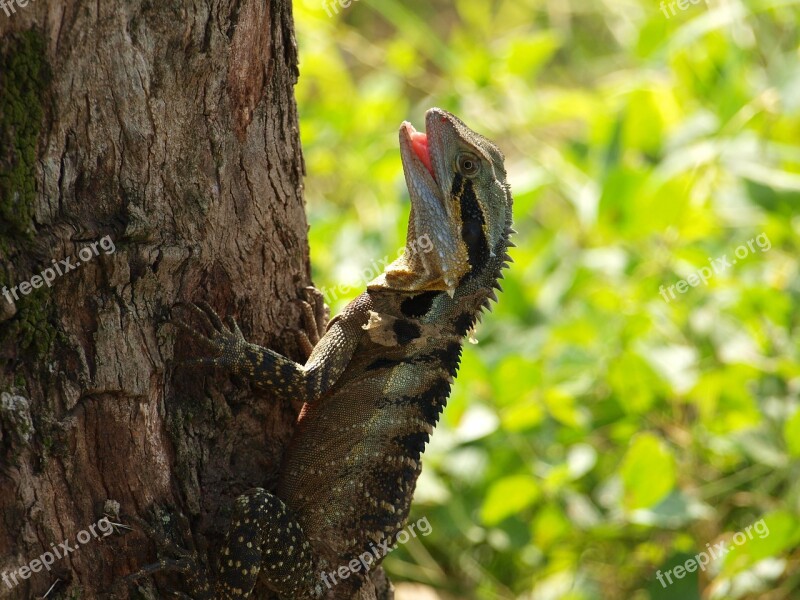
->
xmin=292 ymin=1 xmax=800 ymax=598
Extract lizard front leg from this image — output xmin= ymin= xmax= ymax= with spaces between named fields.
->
xmin=173 ymin=297 xmax=367 ymax=404
xmin=173 ymin=301 xmax=307 ymax=402
xmin=157 ymin=300 xmax=370 ymax=598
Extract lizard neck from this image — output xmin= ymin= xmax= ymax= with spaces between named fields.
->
xmin=457 ymin=221 xmax=513 ymax=305
xmin=432 ymin=219 xmax=514 ymax=335
xmin=366 ymin=219 xmax=513 ymax=336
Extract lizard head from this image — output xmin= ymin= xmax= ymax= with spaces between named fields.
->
xmin=370 ymin=108 xmax=513 ymax=297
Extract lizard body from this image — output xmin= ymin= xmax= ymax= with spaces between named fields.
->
xmin=147 ymin=108 xmax=513 ymax=599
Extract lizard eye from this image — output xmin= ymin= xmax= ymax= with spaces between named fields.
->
xmin=457 ymin=152 xmax=481 ymax=177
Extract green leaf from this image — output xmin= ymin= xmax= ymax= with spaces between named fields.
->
xmin=722 ymin=512 xmax=800 ymax=575
xmin=783 ymin=410 xmax=800 ymax=457
xmin=607 ymin=351 xmax=665 ymax=414
xmin=620 ymin=433 xmax=677 ymax=511
xmin=480 ymin=474 xmax=540 ymax=526
xmin=531 ymin=503 xmax=571 ymax=550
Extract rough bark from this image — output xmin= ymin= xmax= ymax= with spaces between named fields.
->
xmin=0 ymin=1 xmax=390 ymax=598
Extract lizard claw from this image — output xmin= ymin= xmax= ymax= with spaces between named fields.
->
xmin=115 ymin=511 xmax=211 ymax=598
xmin=121 ymin=511 xmax=196 ymax=558
xmin=304 ymin=286 xmax=330 ymax=340
xmin=171 ymin=302 xmax=249 ymax=372
xmin=293 ymin=329 xmax=315 ymax=359
xmin=172 ymin=318 xmax=219 ymax=351
xmin=195 ymin=300 xmax=225 ymax=331
xmin=290 ymin=286 xmax=330 ymax=359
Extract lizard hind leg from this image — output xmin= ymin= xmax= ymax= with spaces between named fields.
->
xmin=292 ymin=286 xmax=331 ymax=359
xmin=304 ymin=286 xmax=331 ymax=341
xmin=215 ymin=488 xmax=324 ymax=600
xmin=116 ymin=510 xmax=213 ymax=599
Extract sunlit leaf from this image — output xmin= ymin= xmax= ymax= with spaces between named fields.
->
xmin=481 ymin=474 xmax=540 ymax=526
xmin=784 ymin=410 xmax=800 ymax=457
xmin=620 ymin=434 xmax=677 ymax=510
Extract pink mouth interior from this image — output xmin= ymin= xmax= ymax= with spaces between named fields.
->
xmin=410 ymin=131 xmax=435 ymax=180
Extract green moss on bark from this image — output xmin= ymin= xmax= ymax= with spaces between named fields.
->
xmin=5 ymin=288 xmax=56 ymax=357
xmin=0 ymin=29 xmax=50 ymax=241
xmin=0 ymin=31 xmax=56 ymax=360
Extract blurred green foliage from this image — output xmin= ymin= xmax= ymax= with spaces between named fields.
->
xmin=293 ymin=0 xmax=800 ymax=598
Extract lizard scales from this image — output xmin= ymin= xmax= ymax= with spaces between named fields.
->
xmin=161 ymin=108 xmax=514 ymax=599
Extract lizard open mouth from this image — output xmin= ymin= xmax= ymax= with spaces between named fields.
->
xmin=409 ymin=130 xmax=435 ymax=180
xmin=401 ymin=122 xmax=437 ymax=182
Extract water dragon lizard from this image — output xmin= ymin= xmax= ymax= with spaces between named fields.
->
xmin=130 ymin=107 xmax=514 ymax=599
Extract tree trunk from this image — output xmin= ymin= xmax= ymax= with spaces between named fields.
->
xmin=0 ymin=1 xmax=390 ymax=598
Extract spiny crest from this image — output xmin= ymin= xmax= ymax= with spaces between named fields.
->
xmin=477 ymin=225 xmax=515 ymax=315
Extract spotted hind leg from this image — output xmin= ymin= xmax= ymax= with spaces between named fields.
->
xmin=212 ymin=488 xmax=324 ymax=599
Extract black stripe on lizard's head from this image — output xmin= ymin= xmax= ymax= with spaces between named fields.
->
xmin=368 ymin=108 xmax=513 ymax=297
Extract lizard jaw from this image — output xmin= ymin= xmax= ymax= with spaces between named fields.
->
xmin=369 ymin=114 xmax=470 ymax=296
